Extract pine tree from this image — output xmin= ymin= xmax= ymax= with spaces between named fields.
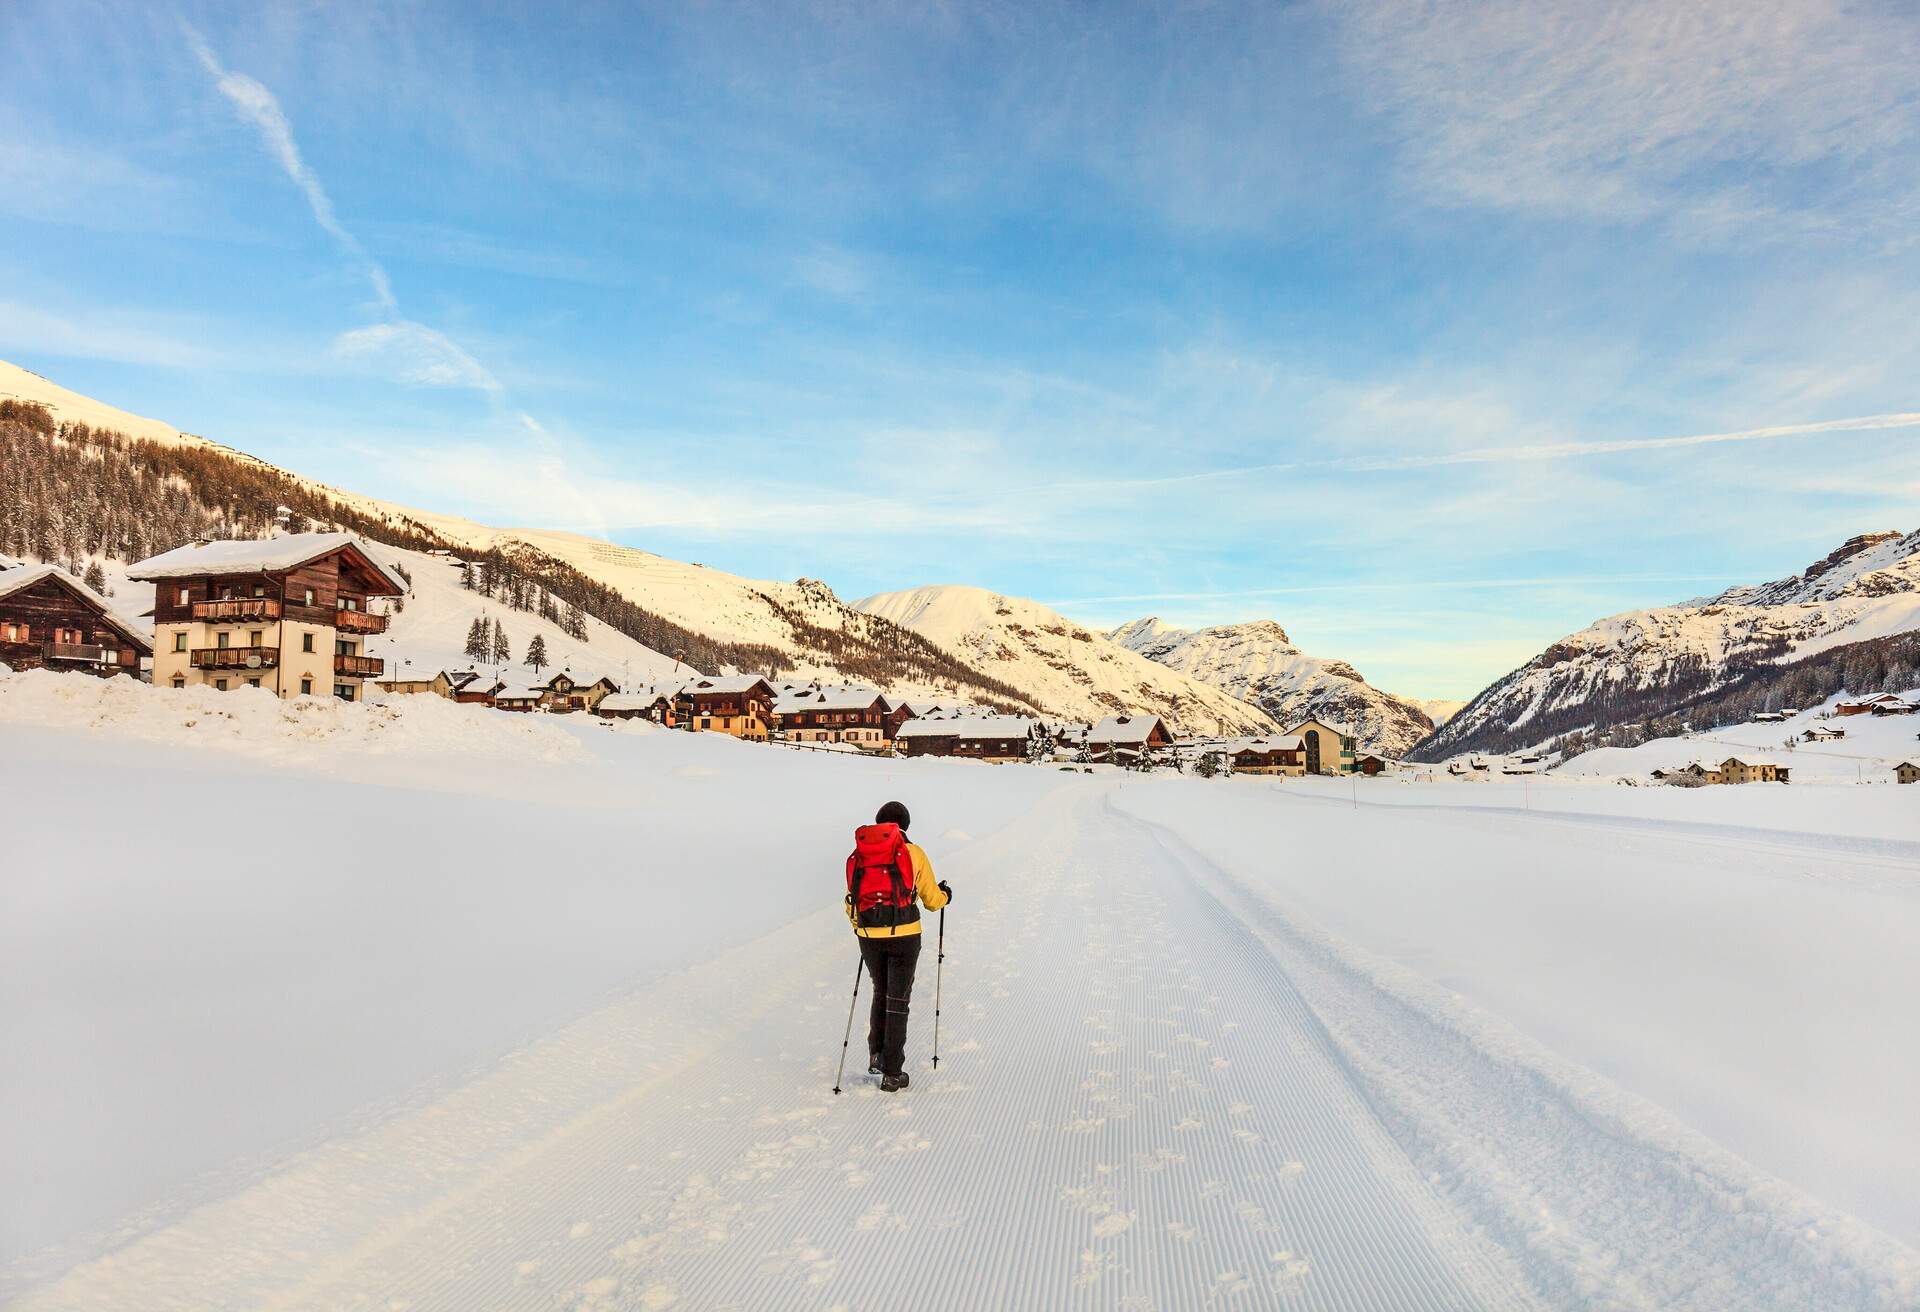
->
xmin=525 ymin=633 xmax=549 ymax=674
xmin=83 ymin=559 xmax=106 ymax=593
xmin=491 ymin=617 xmax=511 ymax=665
xmin=464 ymin=616 xmax=490 ymax=662
xmin=461 ymin=561 xmax=474 ymax=590
xmin=565 ymin=600 xmax=589 ymax=641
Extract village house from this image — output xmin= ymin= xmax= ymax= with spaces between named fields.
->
xmin=1225 ymin=735 xmax=1305 ymax=776
xmin=1719 ymin=756 xmax=1790 ymax=784
xmin=1837 ymin=693 xmax=1910 ymax=716
xmin=0 ymin=562 xmax=152 ymax=677
xmin=894 ymin=714 xmax=1037 ymax=762
xmin=1894 ymin=762 xmax=1919 ymax=785
xmin=594 ymin=690 xmax=672 ymax=722
xmin=376 ymin=667 xmax=466 ymax=698
xmin=1085 ymin=714 xmax=1172 ymax=765
xmin=449 ymin=670 xmax=504 ymax=705
xmin=492 ymin=681 xmax=545 ymax=712
xmin=536 ymin=671 xmax=619 ymax=713
xmin=129 ymin=532 xmax=402 ymax=701
xmin=1354 ymin=752 xmax=1390 ymax=776
xmin=1653 ymin=762 xmax=1724 ymax=785
xmin=678 ymin=675 xmax=776 ymax=740
xmin=879 ymin=695 xmax=919 ymax=743
xmin=773 ymin=685 xmax=890 ymax=749
xmin=1286 ymin=719 xmax=1358 ymax=775
xmin=1802 ymin=726 xmax=1845 ymax=742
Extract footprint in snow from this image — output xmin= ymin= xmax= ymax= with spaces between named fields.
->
xmin=1270 ymin=1251 xmax=1312 ymax=1286
xmin=568 ymin=1220 xmax=593 ymax=1239
xmin=1166 ymin=1220 xmax=1198 ymax=1242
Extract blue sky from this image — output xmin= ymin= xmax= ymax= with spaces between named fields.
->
xmin=4 ymin=1 xmax=1918 ymax=699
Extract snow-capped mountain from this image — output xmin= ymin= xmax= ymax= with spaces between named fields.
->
xmin=1 ymin=359 xmax=1039 ymax=709
xmin=1107 ymin=617 xmax=1438 ymax=755
xmin=1412 ymin=530 xmax=1920 ymax=760
xmin=856 ymin=586 xmax=1277 ymax=736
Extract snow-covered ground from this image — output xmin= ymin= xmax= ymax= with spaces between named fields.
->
xmin=4 ymin=669 xmax=1918 ymax=1309
xmin=1554 ymin=689 xmax=1920 ymax=785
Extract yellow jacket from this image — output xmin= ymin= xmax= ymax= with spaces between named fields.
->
xmin=848 ymin=841 xmax=948 ymax=938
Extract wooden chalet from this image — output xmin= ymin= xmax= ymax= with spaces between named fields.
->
xmin=537 ymin=671 xmax=619 ymax=713
xmin=1895 ymin=762 xmax=1919 ymax=785
xmin=1354 ymin=752 xmax=1390 ymax=776
xmin=492 ymin=681 xmax=545 ymax=712
xmin=1225 ymin=735 xmax=1304 ymax=776
xmin=894 ymin=714 xmax=1036 ymax=762
xmin=595 ymin=688 xmax=678 ymax=723
xmin=880 ymin=695 xmax=919 ymax=742
xmin=1837 ymin=693 xmax=1909 ymax=716
xmin=130 ymin=533 xmax=402 ymax=701
xmin=0 ymin=563 xmax=152 ymax=677
xmin=377 ymin=668 xmax=460 ymax=698
xmin=774 ymin=685 xmax=890 ymax=749
xmin=1085 ymin=714 xmax=1172 ymax=764
xmin=677 ymin=675 xmax=775 ymax=740
xmin=449 ymin=671 xmax=505 ymax=705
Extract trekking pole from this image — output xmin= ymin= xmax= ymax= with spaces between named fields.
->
xmin=832 ymin=958 xmax=864 ymax=1095
xmin=931 ymin=907 xmax=946 ymax=1069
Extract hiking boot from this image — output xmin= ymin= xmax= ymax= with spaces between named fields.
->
xmin=879 ymin=1072 xmax=910 ymax=1093
xmin=868 ymin=1052 xmax=883 ymax=1077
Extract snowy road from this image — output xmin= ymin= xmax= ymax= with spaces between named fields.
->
xmin=15 ymin=776 xmax=1918 ymax=1310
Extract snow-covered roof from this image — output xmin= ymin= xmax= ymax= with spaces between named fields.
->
xmin=0 ymin=552 xmax=20 ymax=570
xmin=895 ymin=714 xmax=1035 ymax=739
xmin=595 ymin=693 xmax=666 ymax=713
xmin=494 ymin=682 xmax=545 ymax=701
xmin=545 ymin=670 xmax=617 ymax=690
xmin=686 ymin=675 xmax=771 ymax=695
xmin=0 ymin=564 xmax=153 ymax=652
xmin=1286 ymin=717 xmax=1355 ymax=739
xmin=127 ymin=532 xmax=405 ymax=593
xmin=773 ymin=685 xmax=886 ymax=714
xmin=1223 ymin=734 xmax=1304 ymax=754
xmin=1089 ymin=714 xmax=1166 ymax=744
xmin=1721 ymin=755 xmax=1787 ymax=768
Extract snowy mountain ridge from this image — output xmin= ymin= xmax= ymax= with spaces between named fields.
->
xmin=856 ymin=585 xmax=1278 ymax=737
xmin=1413 ymin=529 xmax=1920 ymax=760
xmin=1106 ymin=615 xmax=1440 ymax=755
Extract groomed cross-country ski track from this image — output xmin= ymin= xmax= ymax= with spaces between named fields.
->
xmin=11 ymin=775 xmax=1918 ymax=1312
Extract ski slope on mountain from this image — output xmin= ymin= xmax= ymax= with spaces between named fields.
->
xmin=858 ymin=585 xmax=1276 ymax=736
xmin=1108 ymin=617 xmax=1438 ymax=755
xmin=7 ymin=669 xmax=1919 ymax=1309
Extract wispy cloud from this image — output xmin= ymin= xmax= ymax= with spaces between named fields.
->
xmin=1044 ymin=574 xmax=1739 ymax=608
xmin=183 ymin=24 xmax=396 ymax=311
xmin=1328 ymin=0 xmax=1920 ymax=241
xmin=1023 ymin=409 xmax=1920 ymax=497
xmin=182 ymin=24 xmax=608 ymax=537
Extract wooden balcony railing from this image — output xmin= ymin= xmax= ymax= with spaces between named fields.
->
xmin=193 ymin=597 xmax=281 ymax=623
xmin=334 ymin=653 xmax=384 ymax=677
xmin=333 ymin=608 xmax=389 ymax=634
xmin=47 ymin=641 xmax=111 ymax=664
xmin=192 ymin=646 xmax=279 ymax=670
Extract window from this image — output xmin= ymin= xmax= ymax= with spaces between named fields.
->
xmin=249 ymin=630 xmax=263 ymax=646
xmin=214 ymin=678 xmax=229 ymax=691
xmin=173 ymin=632 xmax=187 ymax=652
xmin=3 ymin=623 xmax=14 ymax=641
xmin=302 ymin=633 xmax=315 ymax=653
xmin=246 ymin=677 xmax=261 ymax=688
xmin=700 ymin=717 xmax=712 ymax=729
xmin=300 ymin=678 xmax=313 ymax=695
xmin=334 ymin=684 xmax=354 ymax=701
xmin=178 ymin=587 xmax=190 ymax=606
xmin=303 ymin=588 xmax=315 ymax=606
xmin=216 ymin=631 xmax=230 ymax=649
xmin=171 ymin=676 xmax=185 ymax=689
xmin=252 ymin=584 xmax=264 ymax=597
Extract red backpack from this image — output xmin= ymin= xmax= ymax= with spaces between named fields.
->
xmin=847 ymin=822 xmax=917 ymax=928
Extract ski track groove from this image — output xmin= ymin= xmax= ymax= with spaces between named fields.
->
xmin=1130 ymin=807 xmax=1920 ymax=1311
xmin=17 ymin=784 xmax=1614 ymax=1310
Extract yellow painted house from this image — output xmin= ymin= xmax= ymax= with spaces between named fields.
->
xmin=1286 ymin=719 xmax=1358 ymax=775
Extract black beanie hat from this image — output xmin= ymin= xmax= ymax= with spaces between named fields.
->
xmin=876 ymin=800 xmax=910 ymax=830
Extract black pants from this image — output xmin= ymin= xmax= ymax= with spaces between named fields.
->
xmin=859 ymin=935 xmax=922 ymax=1078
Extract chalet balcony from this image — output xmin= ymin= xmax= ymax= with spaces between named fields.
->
xmin=47 ymin=641 xmax=112 ymax=664
xmin=334 ymin=653 xmax=384 ymax=678
xmin=193 ymin=597 xmax=282 ymax=623
xmin=332 ymin=608 xmax=390 ymax=635
xmin=192 ymin=646 xmax=279 ymax=670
